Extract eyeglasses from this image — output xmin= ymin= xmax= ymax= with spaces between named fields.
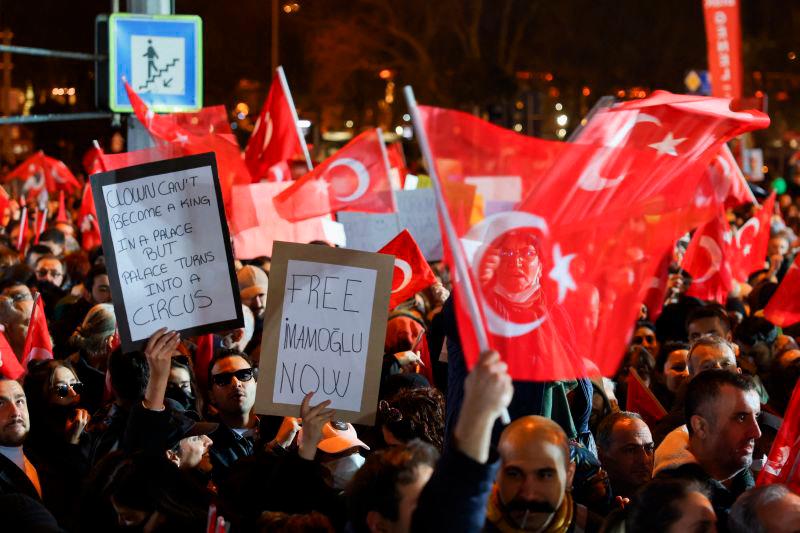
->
xmin=211 ymin=368 xmax=255 ymax=387
xmin=36 ymin=269 xmax=63 ymax=279
xmin=499 ymin=248 xmax=537 ymax=260
xmin=53 ymin=382 xmax=84 ymax=398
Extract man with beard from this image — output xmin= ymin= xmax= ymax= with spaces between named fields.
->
xmin=487 ymin=415 xmax=601 ymax=532
xmin=0 ymin=378 xmax=41 ymax=500
xmin=657 ymin=370 xmax=761 ymax=528
xmin=595 ymin=411 xmax=654 ymax=501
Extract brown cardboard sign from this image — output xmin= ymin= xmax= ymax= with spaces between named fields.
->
xmin=254 ymin=241 xmax=393 ymax=425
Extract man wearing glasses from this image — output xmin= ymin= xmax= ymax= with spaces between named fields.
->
xmin=206 ymin=350 xmax=261 ymax=484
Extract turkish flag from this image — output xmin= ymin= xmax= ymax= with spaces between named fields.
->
xmin=641 ymin=249 xmax=673 ymax=321
xmin=4 ymin=152 xmax=81 ymax=200
xmin=78 ymin=183 xmax=102 ymax=251
xmin=682 ymin=208 xmax=735 ymax=303
xmin=379 ymin=230 xmax=438 ymax=309
xmin=714 ymin=145 xmax=755 ymax=208
xmin=22 ymin=294 xmax=53 ymax=367
xmin=764 ymin=256 xmax=800 ymax=327
xmin=83 ymin=145 xmax=106 ymax=176
xmin=730 ymin=191 xmax=775 ymax=281
xmin=419 ymin=91 xmax=769 ymax=381
xmin=124 ymin=81 xmax=252 ymax=208
xmin=273 ymin=129 xmax=396 ymax=222
xmin=245 ymin=69 xmax=307 ymax=181
xmin=0 ymin=329 xmax=25 ymax=380
xmin=386 ymin=142 xmax=410 ymax=187
xmin=625 ymin=368 xmax=667 ymax=429
xmin=757 ymin=378 xmax=800 ymax=493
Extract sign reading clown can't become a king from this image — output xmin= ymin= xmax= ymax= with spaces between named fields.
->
xmin=91 ymin=153 xmax=243 ymax=353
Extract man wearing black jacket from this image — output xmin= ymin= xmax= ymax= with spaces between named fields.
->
xmin=0 ymin=378 xmax=41 ymax=501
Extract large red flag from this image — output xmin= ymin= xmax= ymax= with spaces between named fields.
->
xmin=245 ymin=68 xmax=308 ymax=181
xmin=730 ymin=191 xmax=775 ymax=281
xmin=379 ymin=230 xmax=438 ymax=309
xmin=625 ymin=368 xmax=667 ymax=429
xmin=703 ymin=0 xmax=742 ymax=99
xmin=0 ymin=329 xmax=25 ymax=380
xmin=124 ymin=81 xmax=252 ymax=207
xmin=4 ymin=152 xmax=81 ymax=201
xmin=273 ymin=129 xmax=396 ymax=222
xmin=682 ymin=208 xmax=735 ymax=303
xmin=419 ymin=91 xmax=769 ymax=381
xmin=641 ymin=249 xmax=673 ymax=321
xmin=757 ymin=379 xmax=800 ymax=493
xmin=22 ymin=294 xmax=53 ymax=367
xmin=764 ymin=256 xmax=800 ymax=327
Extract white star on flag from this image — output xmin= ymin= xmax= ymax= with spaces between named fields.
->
xmin=648 ymin=132 xmax=687 ymax=156
xmin=144 ymin=109 xmax=155 ymax=128
xmin=548 ymin=243 xmax=577 ymax=304
xmin=310 ymin=179 xmax=329 ymax=196
xmin=743 ymin=244 xmax=752 ymax=256
xmin=174 ymin=132 xmax=189 ymax=145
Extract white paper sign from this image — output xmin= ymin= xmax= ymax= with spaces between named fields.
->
xmin=93 ymin=154 xmax=242 ymax=351
xmin=272 ymin=260 xmax=377 ymax=411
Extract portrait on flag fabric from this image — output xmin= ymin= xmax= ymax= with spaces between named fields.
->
xmin=419 ymin=91 xmax=769 ymax=381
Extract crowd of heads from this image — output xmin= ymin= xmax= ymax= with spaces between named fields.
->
xmin=0 ymin=181 xmax=795 ymax=533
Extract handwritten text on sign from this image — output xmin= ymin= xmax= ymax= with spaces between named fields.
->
xmin=101 ymin=164 xmax=238 ymax=342
xmin=274 ymin=260 xmax=377 ymax=412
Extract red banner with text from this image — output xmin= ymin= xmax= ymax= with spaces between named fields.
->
xmin=703 ymin=0 xmax=742 ymax=99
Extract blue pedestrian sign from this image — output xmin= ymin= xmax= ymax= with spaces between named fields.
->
xmin=108 ymin=13 xmax=202 ymax=113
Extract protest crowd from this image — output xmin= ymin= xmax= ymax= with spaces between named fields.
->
xmin=2 ymin=11 xmax=800 ymax=533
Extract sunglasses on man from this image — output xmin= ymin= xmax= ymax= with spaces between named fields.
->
xmin=53 ymin=382 xmax=84 ymax=398
xmin=211 ymin=368 xmax=256 ymax=387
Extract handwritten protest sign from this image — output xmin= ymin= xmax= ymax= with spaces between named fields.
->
xmin=255 ymin=241 xmax=393 ymax=424
xmin=338 ymin=188 xmax=443 ymax=261
xmin=91 ymin=153 xmax=243 ymax=352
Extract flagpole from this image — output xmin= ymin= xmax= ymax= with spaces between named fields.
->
xmin=375 ymin=128 xmax=398 ymax=210
xmin=404 ymin=85 xmax=511 ymax=424
xmin=276 ymin=66 xmax=314 ymax=172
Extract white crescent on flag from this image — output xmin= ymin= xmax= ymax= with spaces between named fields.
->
xmin=735 ymin=217 xmax=760 ymax=255
xmin=329 ymin=158 xmax=370 ymax=202
xmin=392 ymin=259 xmax=412 ymax=293
xmin=693 ymin=235 xmax=723 ymax=283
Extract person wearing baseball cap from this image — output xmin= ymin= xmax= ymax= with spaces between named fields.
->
xmin=237 ymin=265 xmax=269 ymax=321
xmin=315 ymin=421 xmax=370 ymax=491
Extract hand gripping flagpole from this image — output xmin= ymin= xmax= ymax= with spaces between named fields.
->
xmin=276 ymin=66 xmax=314 ymax=172
xmin=404 ymin=86 xmax=511 ymax=425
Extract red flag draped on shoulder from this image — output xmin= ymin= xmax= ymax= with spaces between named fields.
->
xmin=22 ymin=294 xmax=53 ymax=366
xmin=764 ymin=255 xmax=800 ymax=327
xmin=418 ymin=91 xmax=769 ymax=381
xmin=730 ymin=191 xmax=775 ymax=281
xmin=274 ymin=129 xmax=396 ymax=222
xmin=124 ymin=81 xmax=251 ymax=207
xmin=0 ymin=330 xmax=25 ymax=380
xmin=682 ymin=208 xmax=735 ymax=303
xmin=379 ymin=230 xmax=437 ymax=309
xmin=626 ymin=368 xmax=667 ymax=429
xmin=245 ymin=67 xmax=309 ymax=181
xmin=757 ymin=379 xmax=800 ymax=493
